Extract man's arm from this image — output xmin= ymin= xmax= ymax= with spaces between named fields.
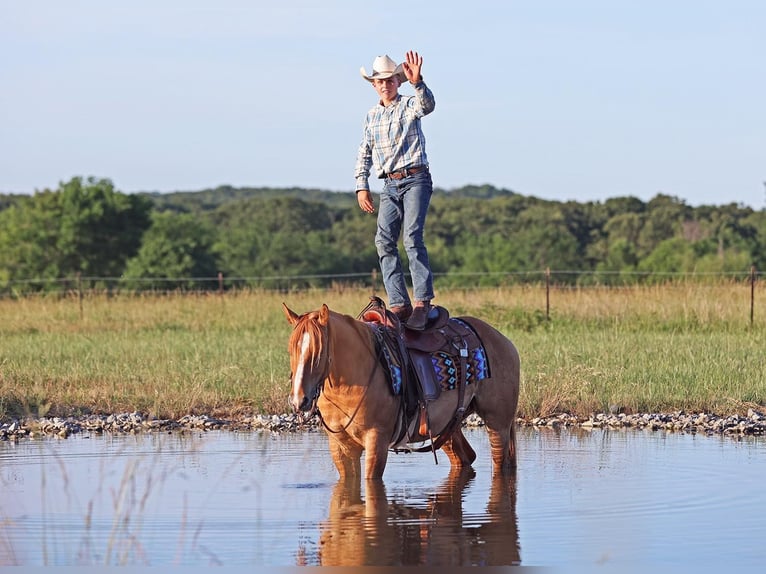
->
xmin=354 ymin=120 xmax=373 ymax=190
xmin=355 ymin=118 xmax=375 ymax=213
xmin=403 ymin=51 xmax=435 ymax=116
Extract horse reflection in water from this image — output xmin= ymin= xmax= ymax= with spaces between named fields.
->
xmin=283 ymin=303 xmax=520 ymax=479
xmin=311 ymin=469 xmax=520 ymax=566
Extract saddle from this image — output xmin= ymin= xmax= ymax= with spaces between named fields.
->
xmin=358 ymin=296 xmax=481 ymax=451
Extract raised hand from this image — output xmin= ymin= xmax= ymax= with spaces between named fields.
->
xmin=402 ymin=50 xmax=423 ymax=84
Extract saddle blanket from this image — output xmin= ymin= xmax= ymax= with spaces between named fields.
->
xmin=377 ymin=318 xmax=490 ymax=396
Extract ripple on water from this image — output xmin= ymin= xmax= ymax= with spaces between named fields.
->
xmin=0 ymin=427 xmax=764 ymax=567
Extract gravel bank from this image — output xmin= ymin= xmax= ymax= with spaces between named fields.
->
xmin=2 ymin=409 xmax=765 ymax=441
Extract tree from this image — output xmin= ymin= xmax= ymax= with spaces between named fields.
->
xmin=0 ymin=192 xmax=61 ymax=287
xmin=742 ymin=210 xmax=766 ymax=269
xmin=0 ymin=193 xmax=25 ymax=213
xmin=328 ymin=210 xmax=380 ymax=274
xmin=122 ymin=212 xmax=220 ymax=289
xmin=591 ymin=239 xmax=640 ymax=284
xmin=0 ymin=177 xmax=152 ymax=290
xmin=636 ymin=194 xmax=691 ymax=257
xmin=637 ymin=238 xmax=695 ymax=275
xmin=211 ymin=196 xmax=351 ymax=284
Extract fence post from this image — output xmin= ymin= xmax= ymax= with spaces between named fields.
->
xmin=545 ymin=267 xmax=551 ymax=321
xmin=218 ymin=272 xmax=224 ymax=296
xmin=371 ymin=268 xmax=378 ymax=297
xmin=77 ymin=271 xmax=84 ymax=320
xmin=751 ymin=265 xmax=756 ymax=327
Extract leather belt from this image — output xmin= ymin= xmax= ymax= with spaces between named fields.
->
xmin=385 ymin=165 xmax=426 ymax=180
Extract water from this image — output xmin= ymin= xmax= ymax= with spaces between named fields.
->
xmin=0 ymin=426 xmax=764 ymax=568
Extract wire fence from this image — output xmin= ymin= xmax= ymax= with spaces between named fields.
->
xmin=2 ymin=267 xmax=762 ymax=291
xmin=1 ymin=267 xmax=761 ymax=325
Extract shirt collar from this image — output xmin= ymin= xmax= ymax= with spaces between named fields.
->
xmin=378 ymin=94 xmax=402 ymax=108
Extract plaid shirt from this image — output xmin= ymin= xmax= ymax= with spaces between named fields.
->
xmin=354 ymin=81 xmax=436 ymax=191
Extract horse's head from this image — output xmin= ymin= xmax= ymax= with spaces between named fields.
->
xmin=283 ymin=303 xmax=332 ymax=415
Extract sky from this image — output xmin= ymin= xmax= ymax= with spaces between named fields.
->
xmin=1 ymin=0 xmax=764 ymax=208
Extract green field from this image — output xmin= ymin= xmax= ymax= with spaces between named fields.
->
xmin=1 ymin=284 xmax=764 ymax=422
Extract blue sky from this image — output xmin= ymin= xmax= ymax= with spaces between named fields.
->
xmin=2 ymin=0 xmax=764 ymax=208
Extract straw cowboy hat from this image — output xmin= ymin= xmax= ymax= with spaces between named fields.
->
xmin=360 ymin=55 xmax=406 ymax=83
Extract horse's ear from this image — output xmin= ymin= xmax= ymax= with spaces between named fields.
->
xmin=319 ymin=303 xmax=330 ymax=325
xmin=282 ymin=302 xmax=300 ymax=326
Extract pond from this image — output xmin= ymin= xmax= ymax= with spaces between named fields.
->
xmin=1 ymin=426 xmax=764 ymax=568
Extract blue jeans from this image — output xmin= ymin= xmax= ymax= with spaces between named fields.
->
xmin=375 ymin=169 xmax=435 ymax=308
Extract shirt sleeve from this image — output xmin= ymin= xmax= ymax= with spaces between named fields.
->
xmin=354 ymin=116 xmax=373 ymax=191
xmin=411 ymin=81 xmax=436 ymax=117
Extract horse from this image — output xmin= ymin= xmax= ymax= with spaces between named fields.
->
xmin=283 ymin=302 xmax=520 ymax=479
xmin=312 ymin=469 xmax=520 ymax=566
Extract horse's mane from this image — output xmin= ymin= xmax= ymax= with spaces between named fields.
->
xmin=289 ymin=312 xmax=326 ymax=367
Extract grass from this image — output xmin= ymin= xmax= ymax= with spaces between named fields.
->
xmin=1 ymin=282 xmax=764 ymax=422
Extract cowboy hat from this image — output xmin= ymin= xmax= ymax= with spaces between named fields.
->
xmin=360 ymin=55 xmax=406 ymax=83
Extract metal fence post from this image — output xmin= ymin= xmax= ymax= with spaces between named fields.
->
xmin=77 ymin=271 xmax=84 ymax=320
xmin=751 ymin=265 xmax=756 ymax=327
xmin=545 ymin=267 xmax=551 ymax=321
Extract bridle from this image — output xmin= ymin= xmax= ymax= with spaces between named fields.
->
xmin=288 ymin=314 xmax=390 ymax=433
xmin=289 ymin=314 xmax=331 ymax=424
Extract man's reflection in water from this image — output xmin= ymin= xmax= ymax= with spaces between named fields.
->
xmin=315 ymin=468 xmax=520 ymax=566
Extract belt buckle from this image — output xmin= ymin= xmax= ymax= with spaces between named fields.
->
xmin=388 ymin=166 xmax=421 ymax=180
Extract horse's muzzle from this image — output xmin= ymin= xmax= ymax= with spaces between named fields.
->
xmin=295 ymin=395 xmax=313 ymax=412
xmin=290 ymin=382 xmax=320 ymax=415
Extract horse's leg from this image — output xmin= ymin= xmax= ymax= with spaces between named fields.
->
xmin=363 ymin=431 xmax=390 ymax=479
xmin=474 ymin=375 xmax=519 ymax=474
xmin=429 ymin=466 xmax=474 ymax=519
xmin=328 ymin=434 xmax=363 ymax=480
xmin=441 ymin=427 xmax=477 ymax=469
xmin=364 ymin=479 xmax=388 ymax=516
xmin=484 ymin=418 xmax=517 ymax=475
xmin=476 ymin=392 xmax=518 ymax=474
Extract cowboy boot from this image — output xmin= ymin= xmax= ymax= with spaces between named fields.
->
xmin=390 ymin=303 xmax=413 ymax=321
xmin=407 ymin=301 xmax=431 ymax=330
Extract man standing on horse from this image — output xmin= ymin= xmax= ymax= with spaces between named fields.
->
xmin=354 ymin=51 xmax=436 ymax=331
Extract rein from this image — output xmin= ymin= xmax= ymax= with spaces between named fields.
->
xmin=317 ymin=365 xmax=376 ymax=435
xmin=313 ymin=322 xmax=393 ymax=436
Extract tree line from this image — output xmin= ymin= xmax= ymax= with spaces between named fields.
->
xmin=1 ymin=176 xmax=764 ymax=293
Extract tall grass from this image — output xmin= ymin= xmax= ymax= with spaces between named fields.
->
xmin=1 ymin=282 xmax=764 ymax=421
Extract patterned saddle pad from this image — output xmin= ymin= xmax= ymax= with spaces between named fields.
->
xmin=374 ymin=318 xmax=490 ymax=396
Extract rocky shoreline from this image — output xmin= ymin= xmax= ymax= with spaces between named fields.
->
xmin=2 ymin=408 xmax=765 ymax=441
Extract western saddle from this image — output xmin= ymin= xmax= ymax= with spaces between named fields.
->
xmin=358 ymin=296 xmax=480 ymax=453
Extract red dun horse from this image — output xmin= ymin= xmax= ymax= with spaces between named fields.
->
xmin=283 ymin=303 xmax=520 ymax=479
xmin=316 ymin=468 xmax=520 ymax=566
